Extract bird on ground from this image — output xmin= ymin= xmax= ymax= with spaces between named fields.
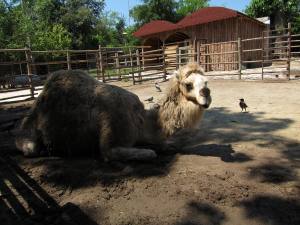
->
xmin=144 ymin=96 xmax=154 ymax=102
xmin=155 ymin=82 xmax=162 ymax=92
xmin=239 ymin=98 xmax=248 ymax=112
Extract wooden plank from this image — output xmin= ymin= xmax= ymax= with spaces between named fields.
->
xmin=25 ymin=49 xmax=35 ymax=98
xmin=287 ymin=23 xmax=291 ymax=80
xmin=67 ymin=51 xmax=71 ymax=70
xmin=238 ymin=37 xmax=242 ymax=79
xmin=0 ymin=49 xmax=27 ymax=52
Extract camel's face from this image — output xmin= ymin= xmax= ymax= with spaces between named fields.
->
xmin=176 ymin=66 xmax=212 ymax=109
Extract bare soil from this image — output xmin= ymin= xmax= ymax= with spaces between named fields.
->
xmin=0 ymin=79 xmax=299 ymax=225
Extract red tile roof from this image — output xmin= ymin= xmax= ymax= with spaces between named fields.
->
xmin=133 ymin=20 xmax=178 ymax=38
xmin=177 ymin=7 xmax=238 ymax=28
xmin=134 ymin=7 xmax=263 ymax=38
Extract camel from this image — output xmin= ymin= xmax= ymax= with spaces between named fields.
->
xmin=16 ymin=63 xmax=212 ymax=161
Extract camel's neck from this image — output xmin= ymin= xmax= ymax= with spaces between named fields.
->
xmin=157 ymin=81 xmax=204 ymax=137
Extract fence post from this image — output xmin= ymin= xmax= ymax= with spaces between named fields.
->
xmin=67 ymin=50 xmax=71 ymax=70
xmin=129 ymin=49 xmax=135 ymax=85
xmin=197 ymin=41 xmax=200 ymax=65
xmin=136 ymin=49 xmax=142 ymax=82
xmin=193 ymin=38 xmax=197 ymax=62
xmin=238 ymin=37 xmax=242 ymax=80
xmin=25 ymin=48 xmax=35 ymax=99
xmin=98 ymin=45 xmax=105 ymax=82
xmin=176 ymin=47 xmax=179 ymax=70
xmin=85 ymin=52 xmax=89 ymax=71
xmin=287 ymin=22 xmax=291 ymax=80
xmin=142 ymin=47 xmax=145 ymax=70
xmin=115 ymin=52 xmax=121 ymax=80
xmin=162 ymin=45 xmax=167 ymax=80
xmin=261 ymin=32 xmax=264 ymax=80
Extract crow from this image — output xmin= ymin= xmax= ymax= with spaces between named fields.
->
xmin=239 ymin=98 xmax=248 ymax=112
xmin=155 ymin=82 xmax=162 ymax=92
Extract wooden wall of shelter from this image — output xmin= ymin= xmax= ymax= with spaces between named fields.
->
xmin=141 ymin=16 xmax=266 ymax=71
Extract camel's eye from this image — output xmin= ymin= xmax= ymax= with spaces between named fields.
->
xmin=185 ymin=83 xmax=193 ymax=92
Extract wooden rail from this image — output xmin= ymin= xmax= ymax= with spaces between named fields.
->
xmin=1 ymin=23 xmax=300 ymax=102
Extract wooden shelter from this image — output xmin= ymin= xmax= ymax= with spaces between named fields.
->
xmin=134 ymin=7 xmax=266 ymax=71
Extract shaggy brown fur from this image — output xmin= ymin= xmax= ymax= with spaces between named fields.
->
xmin=16 ymin=63 xmax=211 ymax=161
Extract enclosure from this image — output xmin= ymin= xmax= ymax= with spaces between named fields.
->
xmin=0 ymin=78 xmax=299 ymax=225
xmin=134 ymin=7 xmax=267 ymax=71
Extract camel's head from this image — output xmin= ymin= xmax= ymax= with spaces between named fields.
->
xmin=174 ymin=63 xmax=212 ymax=109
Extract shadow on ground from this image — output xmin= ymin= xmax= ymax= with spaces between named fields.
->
xmin=198 ymin=107 xmax=295 ymax=145
xmin=0 ymin=155 xmax=100 ymax=225
xmin=197 ymin=107 xmax=299 ymax=183
xmin=240 ymin=195 xmax=300 ymax=225
xmin=26 ymin=143 xmax=250 ymax=189
xmin=175 ymin=201 xmax=226 ymax=225
xmin=248 ymin=163 xmax=298 ymax=184
xmin=0 ymin=105 xmax=298 ymax=188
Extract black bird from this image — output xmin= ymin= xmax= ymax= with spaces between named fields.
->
xmin=144 ymin=96 xmax=154 ymax=102
xmin=155 ymin=82 xmax=162 ymax=92
xmin=239 ymin=98 xmax=248 ymax=112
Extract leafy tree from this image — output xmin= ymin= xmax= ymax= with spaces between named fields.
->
xmin=94 ymin=11 xmax=126 ymax=47
xmin=177 ymin=0 xmax=209 ymax=19
xmin=0 ymin=1 xmax=11 ymax=48
xmin=60 ymin=0 xmax=105 ymax=49
xmin=130 ymin=0 xmax=179 ymax=27
xmin=34 ymin=24 xmax=72 ymax=50
xmin=123 ymin=26 xmax=140 ymax=46
xmin=245 ymin=0 xmax=300 ymax=32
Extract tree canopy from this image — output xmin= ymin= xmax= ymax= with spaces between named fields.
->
xmin=245 ymin=0 xmax=300 ymax=32
xmin=0 ymin=0 xmax=137 ymax=50
xmin=130 ymin=0 xmax=179 ymax=27
xmin=1 ymin=0 xmax=213 ymax=50
xmin=177 ymin=0 xmax=209 ymax=19
xmin=130 ymin=0 xmax=209 ymax=27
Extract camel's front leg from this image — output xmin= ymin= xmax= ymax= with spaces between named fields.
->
xmin=107 ymin=147 xmax=157 ymax=161
xmin=161 ymin=129 xmax=198 ymax=154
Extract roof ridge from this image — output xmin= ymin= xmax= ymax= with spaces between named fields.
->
xmin=134 ymin=7 xmax=264 ymax=38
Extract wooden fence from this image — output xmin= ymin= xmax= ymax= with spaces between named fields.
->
xmin=1 ymin=23 xmax=300 ymax=103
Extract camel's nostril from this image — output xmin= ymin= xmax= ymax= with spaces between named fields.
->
xmin=200 ymin=87 xmax=210 ymax=97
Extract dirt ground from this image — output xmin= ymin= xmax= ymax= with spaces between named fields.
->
xmin=0 ymin=79 xmax=299 ymax=225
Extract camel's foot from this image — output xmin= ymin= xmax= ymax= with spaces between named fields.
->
xmin=108 ymin=147 xmax=157 ymax=161
xmin=15 ymin=137 xmax=40 ymax=157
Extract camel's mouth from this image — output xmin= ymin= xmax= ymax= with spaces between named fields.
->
xmin=186 ymin=96 xmax=211 ymax=109
xmin=201 ymin=104 xmax=210 ymax=109
xmin=196 ymin=95 xmax=212 ymax=109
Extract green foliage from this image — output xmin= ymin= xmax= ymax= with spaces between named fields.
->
xmin=1 ymin=0 xmax=122 ymax=50
xmin=293 ymin=15 xmax=300 ymax=33
xmin=94 ymin=11 xmax=127 ymax=47
xmin=60 ymin=0 xmax=105 ymax=49
xmin=130 ymin=0 xmax=179 ymax=26
xmin=245 ymin=0 xmax=300 ymax=32
xmin=34 ymin=24 xmax=72 ymax=50
xmin=177 ymin=0 xmax=209 ymax=19
xmin=124 ymin=26 xmax=140 ymax=46
xmin=0 ymin=0 xmax=213 ymax=49
xmin=0 ymin=1 xmax=10 ymax=48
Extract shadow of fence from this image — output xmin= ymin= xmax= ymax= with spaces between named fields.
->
xmin=0 ymin=155 xmax=100 ymax=225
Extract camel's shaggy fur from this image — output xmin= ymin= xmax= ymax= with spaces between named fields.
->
xmin=16 ymin=63 xmax=211 ymax=161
